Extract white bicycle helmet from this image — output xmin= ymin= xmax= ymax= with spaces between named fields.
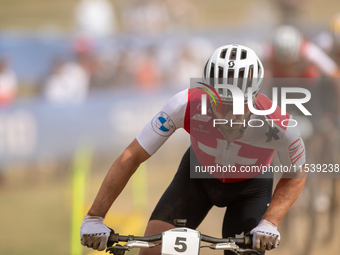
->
xmin=202 ymin=44 xmax=264 ymax=103
xmin=272 ymin=25 xmax=303 ymax=64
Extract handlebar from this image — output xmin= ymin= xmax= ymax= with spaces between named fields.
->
xmin=108 ymin=232 xmax=162 ymax=246
xmin=108 ymin=232 xmax=251 ymax=247
xmin=106 ymin=219 xmax=257 ymax=255
xmin=201 ymin=234 xmax=252 ymax=247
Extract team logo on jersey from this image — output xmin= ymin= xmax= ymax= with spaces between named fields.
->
xmin=151 ymin=112 xmax=176 ymax=137
xmin=191 ymin=113 xmax=212 ymax=122
xmin=193 ymin=124 xmax=210 ymax=134
xmin=265 ymin=126 xmax=280 ymax=142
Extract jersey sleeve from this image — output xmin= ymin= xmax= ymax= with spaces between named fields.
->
xmin=136 ymin=89 xmax=189 ymax=155
xmin=276 ymin=118 xmax=306 ymax=169
xmin=304 ymin=42 xmax=338 ymax=77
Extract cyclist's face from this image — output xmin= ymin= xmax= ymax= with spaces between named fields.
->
xmin=211 ymin=102 xmax=250 ymax=134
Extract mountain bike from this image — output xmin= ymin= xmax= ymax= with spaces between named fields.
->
xmin=106 ymin=219 xmax=259 ymax=255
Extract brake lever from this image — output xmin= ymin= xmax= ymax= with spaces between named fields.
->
xmin=106 ymin=244 xmax=129 ymax=255
xmin=238 ymin=248 xmax=260 ymax=255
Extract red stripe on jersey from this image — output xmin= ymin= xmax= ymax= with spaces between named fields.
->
xmin=289 ymin=137 xmax=305 ymax=165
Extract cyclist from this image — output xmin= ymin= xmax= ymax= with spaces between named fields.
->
xmin=80 ymin=44 xmax=307 ymax=254
xmin=264 ymin=26 xmax=340 ymax=254
xmin=263 ymin=25 xmax=340 ymax=163
xmin=263 ymin=25 xmax=340 ymax=79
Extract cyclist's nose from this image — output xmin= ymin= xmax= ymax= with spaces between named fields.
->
xmin=222 ymin=108 xmax=238 ymax=122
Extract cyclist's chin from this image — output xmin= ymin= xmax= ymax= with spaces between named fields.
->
xmin=221 ymin=125 xmax=240 ymax=134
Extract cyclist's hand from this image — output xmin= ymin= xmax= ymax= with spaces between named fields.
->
xmin=250 ymin=219 xmax=280 ymax=252
xmin=80 ymin=215 xmax=111 ymax=251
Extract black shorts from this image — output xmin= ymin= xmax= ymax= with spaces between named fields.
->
xmin=150 ymin=147 xmax=273 ymax=254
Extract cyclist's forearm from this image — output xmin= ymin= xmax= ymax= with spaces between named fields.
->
xmin=87 ymin=139 xmax=150 ymax=218
xmin=87 ymin=156 xmax=137 ymax=218
xmin=261 ymin=171 xmax=307 ymax=226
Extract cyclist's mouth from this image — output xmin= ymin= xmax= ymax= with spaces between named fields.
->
xmin=220 ymin=124 xmax=241 ymax=133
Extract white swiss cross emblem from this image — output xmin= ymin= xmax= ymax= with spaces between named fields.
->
xmin=198 ymin=139 xmax=257 ymax=166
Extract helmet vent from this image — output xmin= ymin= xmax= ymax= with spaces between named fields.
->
xmin=238 ymin=68 xmax=245 ymax=89
xmin=241 ymin=50 xmax=247 ymax=60
xmin=218 ymin=66 xmax=224 ymax=84
xmin=227 ymin=69 xmax=234 ymax=84
xmin=238 ymin=68 xmax=245 ymax=78
xmin=246 ymin=65 xmax=254 ymax=89
xmin=218 ymin=88 xmax=223 ymax=95
xmin=210 ymin=63 xmax=215 ymax=79
xmin=220 ymin=49 xmax=227 ymax=59
xmin=230 ymin=48 xmax=237 ymax=60
xmin=248 ymin=65 xmax=254 ymax=79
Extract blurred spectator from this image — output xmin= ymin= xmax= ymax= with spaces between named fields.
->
xmin=122 ymin=0 xmax=170 ymax=35
xmin=111 ymin=48 xmax=134 ymax=87
xmin=168 ymin=38 xmax=214 ymax=89
xmin=0 ymin=57 xmax=18 ymax=188
xmin=72 ymin=36 xmax=99 ymax=81
xmin=44 ymin=56 xmax=90 ymax=105
xmin=274 ymin=0 xmax=306 ymax=27
xmin=0 ymin=57 xmax=18 ymax=106
xmin=132 ymin=46 xmax=162 ymax=91
xmin=89 ymin=45 xmax=122 ymax=88
xmin=74 ymin=0 xmax=116 ymax=38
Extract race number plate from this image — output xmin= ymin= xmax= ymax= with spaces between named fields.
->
xmin=161 ymin=228 xmax=201 ymax=255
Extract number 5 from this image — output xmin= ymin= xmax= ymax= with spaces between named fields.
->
xmin=174 ymin=237 xmax=187 ymax=252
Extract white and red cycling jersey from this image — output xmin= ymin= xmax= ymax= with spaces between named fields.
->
xmin=137 ymin=88 xmax=306 ymax=183
xmin=264 ymin=40 xmax=339 ymax=79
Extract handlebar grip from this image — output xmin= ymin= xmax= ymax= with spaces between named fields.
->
xmin=107 ymin=230 xmax=163 ymax=248
xmin=241 ymin=235 xmax=252 ymax=248
xmin=107 ymin=229 xmax=119 ymax=247
xmin=200 ymin=234 xmax=253 ymax=249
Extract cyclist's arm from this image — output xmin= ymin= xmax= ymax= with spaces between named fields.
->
xmin=304 ymin=41 xmax=340 ymax=78
xmin=88 ymin=139 xmax=151 ymax=218
xmin=261 ymin=167 xmax=307 ymax=226
xmin=264 ymin=121 xmax=307 ymax=226
xmin=87 ymin=90 xmax=188 ymax=217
